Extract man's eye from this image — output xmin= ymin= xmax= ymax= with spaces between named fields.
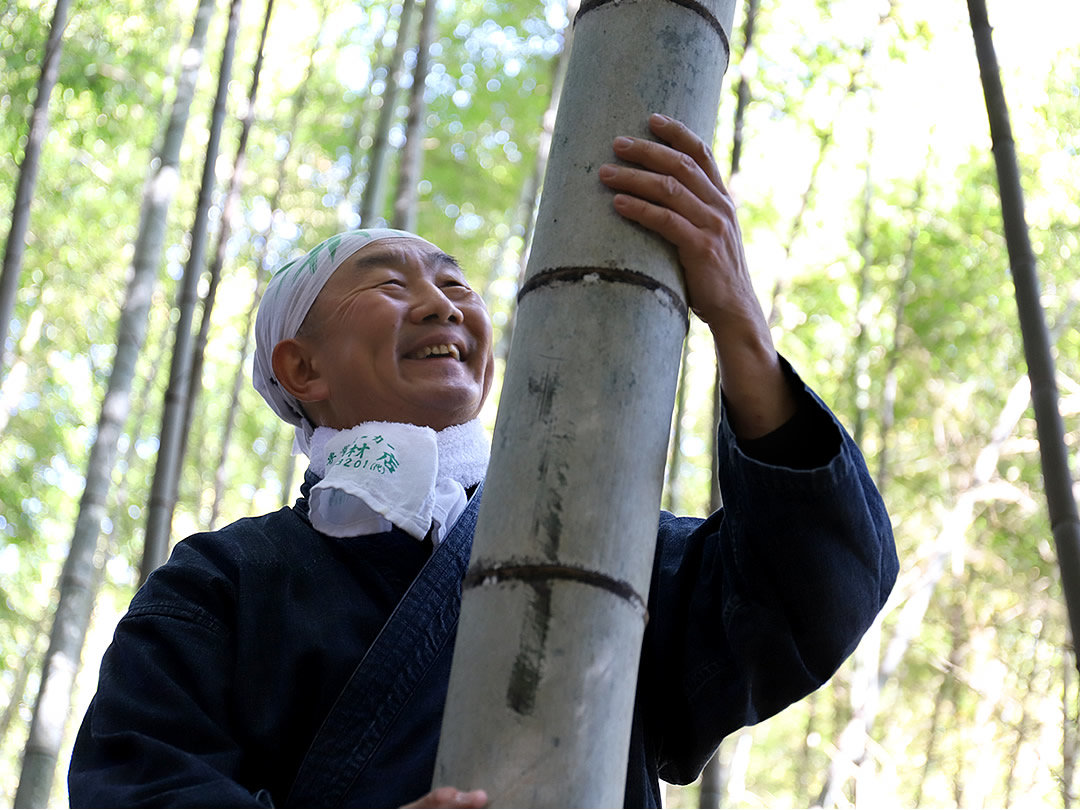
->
xmin=378 ymin=278 xmax=405 ymax=288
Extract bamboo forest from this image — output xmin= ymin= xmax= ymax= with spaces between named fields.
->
xmin=1 ymin=0 xmax=1079 ymax=804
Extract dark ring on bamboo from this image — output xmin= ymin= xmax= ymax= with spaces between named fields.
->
xmin=576 ymin=0 xmax=731 ymax=51
xmin=517 ymin=266 xmax=688 ymax=324
xmin=464 ymin=563 xmax=649 ymax=620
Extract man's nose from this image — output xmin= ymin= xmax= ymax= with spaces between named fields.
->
xmin=410 ymin=282 xmax=463 ymax=323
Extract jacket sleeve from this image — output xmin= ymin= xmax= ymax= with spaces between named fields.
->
xmin=68 ymin=542 xmax=270 ymax=808
xmin=643 ymin=358 xmax=899 ymax=784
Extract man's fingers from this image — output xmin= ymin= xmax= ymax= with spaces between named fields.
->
xmin=601 ymin=114 xmax=740 ymax=272
xmin=610 ymin=192 xmax=704 ymax=252
xmin=599 ymin=163 xmax=716 ymax=230
xmin=647 ymin=113 xmax=725 ymax=190
xmin=611 ymin=132 xmax=724 ymax=209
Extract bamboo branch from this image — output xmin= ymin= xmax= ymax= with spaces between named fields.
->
xmin=141 ymin=0 xmax=246 ymax=580
xmin=967 ymin=0 xmax=1080 ymax=669
xmin=13 ymin=0 xmax=217 ymax=801
xmin=0 ymin=0 xmax=73 ymax=376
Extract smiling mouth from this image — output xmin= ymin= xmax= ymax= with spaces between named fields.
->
xmin=409 ymin=343 xmax=462 ymax=360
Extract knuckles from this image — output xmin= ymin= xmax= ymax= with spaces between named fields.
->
xmin=675 ymin=150 xmax=701 ymax=177
xmin=659 ymin=173 xmax=683 ymax=201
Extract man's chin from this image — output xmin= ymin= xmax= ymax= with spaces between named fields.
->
xmin=399 ymin=397 xmax=485 ymax=431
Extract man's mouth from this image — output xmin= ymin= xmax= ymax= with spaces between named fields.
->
xmin=408 ymin=343 xmax=462 ymax=360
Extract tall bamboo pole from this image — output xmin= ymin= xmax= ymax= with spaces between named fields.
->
xmin=663 ymin=340 xmax=692 ymax=511
xmin=877 ymin=169 xmax=926 ymax=492
xmin=967 ymin=0 xmax=1080 ymax=668
xmin=359 ymin=0 xmax=417 ymax=225
xmin=0 ymin=0 xmax=73 ymax=376
xmin=434 ymin=0 xmax=736 ymax=804
xmin=141 ymin=0 xmax=245 ymax=580
xmin=180 ymin=0 xmax=275 ymax=470
xmin=13 ymin=0 xmax=217 ymax=803
xmin=701 ymin=3 xmax=759 ymax=800
xmin=391 ymin=0 xmax=438 ymax=231
xmin=205 ymin=0 xmax=329 ymax=526
xmin=489 ymin=0 xmax=577 ymax=362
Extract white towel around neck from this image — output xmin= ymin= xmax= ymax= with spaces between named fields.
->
xmin=307 ymin=419 xmax=489 ymax=544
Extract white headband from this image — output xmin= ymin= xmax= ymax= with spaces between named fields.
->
xmin=252 ymin=228 xmax=439 ymax=456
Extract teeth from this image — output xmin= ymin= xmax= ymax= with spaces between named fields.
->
xmin=413 ymin=343 xmax=461 ymax=360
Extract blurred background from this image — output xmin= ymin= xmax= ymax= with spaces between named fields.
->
xmin=1 ymin=0 xmax=1078 ymax=805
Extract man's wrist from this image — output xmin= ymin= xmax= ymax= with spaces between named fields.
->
xmin=732 ymin=375 xmax=842 ymax=469
xmin=712 ymin=326 xmax=796 ymax=439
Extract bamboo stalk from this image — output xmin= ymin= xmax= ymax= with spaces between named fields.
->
xmin=434 ymin=0 xmax=737 ymax=803
xmin=966 ymin=0 xmax=1080 ymax=671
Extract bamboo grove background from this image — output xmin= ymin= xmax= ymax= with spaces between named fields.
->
xmin=1 ymin=0 xmax=1078 ymax=805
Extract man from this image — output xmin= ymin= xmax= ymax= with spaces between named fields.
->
xmin=69 ymin=116 xmax=897 ymax=807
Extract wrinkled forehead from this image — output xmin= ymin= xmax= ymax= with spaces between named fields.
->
xmin=303 ymin=236 xmax=488 ymax=331
xmin=257 ymin=229 xmax=435 ymax=347
xmin=332 ymin=235 xmax=461 ymax=279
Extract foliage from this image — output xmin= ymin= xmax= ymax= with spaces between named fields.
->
xmin=1 ymin=0 xmax=1078 ymax=805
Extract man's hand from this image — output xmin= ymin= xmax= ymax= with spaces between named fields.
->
xmin=598 ymin=113 xmax=796 ymax=439
xmin=403 ymin=787 xmax=488 ymax=808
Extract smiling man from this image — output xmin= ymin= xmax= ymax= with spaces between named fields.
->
xmin=69 ymin=117 xmax=897 ymax=808
xmin=266 ymin=237 xmax=494 ymax=435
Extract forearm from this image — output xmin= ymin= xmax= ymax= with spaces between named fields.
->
xmin=716 ymin=379 xmax=897 ymax=678
xmin=647 ymin=385 xmax=896 ymax=779
xmin=710 ymin=316 xmax=796 ymax=440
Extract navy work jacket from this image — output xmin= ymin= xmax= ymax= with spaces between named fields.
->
xmin=69 ymin=364 xmax=898 ymax=807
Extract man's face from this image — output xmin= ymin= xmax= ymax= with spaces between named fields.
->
xmin=298 ymin=237 xmax=495 ymax=431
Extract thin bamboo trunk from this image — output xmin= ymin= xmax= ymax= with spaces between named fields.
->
xmin=210 ymin=302 xmax=258 ymax=528
xmin=663 ymin=337 xmax=692 ymax=512
xmin=0 ymin=0 xmax=72 ymax=374
xmin=967 ymin=0 xmax=1080 ymax=673
xmin=879 ymin=374 xmax=1031 ymax=686
xmin=340 ymin=5 xmax=390 ymax=220
xmin=180 ymin=0 xmax=275 ymax=472
xmin=359 ymin=0 xmax=417 ymax=225
xmin=434 ymin=1 xmax=737 ymax=803
xmin=0 ymin=617 xmax=46 ymax=751
xmin=877 ymin=170 xmax=926 ymax=492
xmin=246 ymin=425 xmax=286 ymax=513
xmin=1003 ymin=614 xmax=1048 ymax=806
xmin=110 ymin=308 xmax=173 ymax=538
xmin=1065 ymin=638 xmax=1078 ymax=807
xmin=107 ymin=383 xmax=165 ymax=579
xmin=490 ymin=0 xmax=576 ymax=362
xmin=764 ymin=9 xmax=892 ymax=329
xmin=706 ymin=0 xmax=758 ymax=513
xmin=796 ymin=692 xmax=818 ymax=805
xmin=278 ymin=423 xmax=300 ymax=505
xmin=0 ymin=309 xmax=44 ymax=435
xmin=851 ymin=134 xmax=874 ymax=447
xmin=391 ymin=0 xmax=438 ymax=231
xmin=142 ymin=0 xmax=245 ymax=581
xmin=815 ymin=130 xmax=879 ymax=810
xmin=698 ymin=752 xmax=723 ymax=809
xmin=913 ymin=601 xmax=966 ymax=808
xmin=727 ymin=0 xmax=758 ymax=179
xmin=206 ymin=268 xmax=263 ymax=528
xmin=765 ymin=131 xmax=830 ymax=327
xmin=724 ymin=730 xmax=754 ymax=806
xmin=701 ymin=2 xmax=757 ymax=797
xmin=814 ymin=617 xmax=882 ymax=808
xmin=204 ymin=5 xmax=325 ymax=527
xmin=12 ymin=0 xmax=216 ymax=803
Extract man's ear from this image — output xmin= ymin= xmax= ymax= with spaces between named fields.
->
xmin=271 ymin=338 xmax=330 ymax=404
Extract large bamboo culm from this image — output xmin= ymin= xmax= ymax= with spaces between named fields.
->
xmin=434 ymin=0 xmax=737 ymax=805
